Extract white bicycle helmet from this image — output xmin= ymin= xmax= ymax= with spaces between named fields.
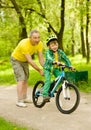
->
xmin=46 ymin=35 xmax=58 ymax=46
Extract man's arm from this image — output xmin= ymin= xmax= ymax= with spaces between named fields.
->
xmin=38 ymin=52 xmax=44 ymax=67
xmin=24 ymin=54 xmax=43 ymax=75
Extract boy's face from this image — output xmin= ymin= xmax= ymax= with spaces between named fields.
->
xmin=49 ymin=40 xmax=58 ymax=52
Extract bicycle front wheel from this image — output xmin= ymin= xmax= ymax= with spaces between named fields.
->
xmin=32 ymin=81 xmax=46 ymax=108
xmin=56 ymin=83 xmax=80 ymax=114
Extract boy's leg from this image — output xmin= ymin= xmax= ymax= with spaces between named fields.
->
xmin=42 ymin=70 xmax=51 ymax=98
xmin=53 ymin=68 xmax=62 ymax=77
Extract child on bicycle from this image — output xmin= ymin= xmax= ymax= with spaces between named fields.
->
xmin=43 ymin=35 xmax=74 ymax=101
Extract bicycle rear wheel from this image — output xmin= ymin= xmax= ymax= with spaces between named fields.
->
xmin=32 ymin=81 xmax=46 ymax=108
xmin=56 ymin=83 xmax=80 ymax=114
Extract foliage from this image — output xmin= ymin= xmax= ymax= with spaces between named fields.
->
xmin=0 ymin=0 xmax=91 ymax=57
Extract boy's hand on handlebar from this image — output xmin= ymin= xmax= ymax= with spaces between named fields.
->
xmin=52 ymin=61 xmax=64 ymax=66
xmin=54 ymin=61 xmax=61 ymax=66
xmin=70 ymin=66 xmax=76 ymax=71
xmin=52 ymin=61 xmax=56 ymax=64
xmin=52 ymin=61 xmax=61 ymax=65
xmin=52 ymin=62 xmax=76 ymax=71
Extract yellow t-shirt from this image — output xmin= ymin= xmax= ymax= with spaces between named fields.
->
xmin=54 ymin=52 xmax=58 ymax=62
xmin=54 ymin=52 xmax=58 ymax=68
xmin=12 ymin=38 xmax=43 ymax=62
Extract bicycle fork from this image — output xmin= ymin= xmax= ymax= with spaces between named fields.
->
xmin=62 ymin=80 xmax=70 ymax=100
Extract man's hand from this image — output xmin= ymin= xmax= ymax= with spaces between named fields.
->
xmin=39 ymin=69 xmax=44 ymax=76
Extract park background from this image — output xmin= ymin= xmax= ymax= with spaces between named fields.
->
xmin=0 ymin=0 xmax=91 ymax=129
xmin=0 ymin=0 xmax=91 ymax=92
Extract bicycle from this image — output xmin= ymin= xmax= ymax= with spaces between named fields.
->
xmin=32 ymin=63 xmax=80 ymax=114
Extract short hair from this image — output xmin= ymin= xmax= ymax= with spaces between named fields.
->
xmin=29 ymin=30 xmax=39 ymax=38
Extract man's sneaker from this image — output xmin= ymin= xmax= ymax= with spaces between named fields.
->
xmin=23 ymin=98 xmax=32 ymax=103
xmin=43 ymin=96 xmax=50 ymax=102
xmin=16 ymin=101 xmax=27 ymax=107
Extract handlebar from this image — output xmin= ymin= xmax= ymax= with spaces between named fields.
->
xmin=52 ymin=62 xmax=76 ymax=71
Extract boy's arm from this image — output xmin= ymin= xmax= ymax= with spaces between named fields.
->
xmin=60 ymin=50 xmax=71 ymax=67
xmin=46 ymin=51 xmax=54 ymax=64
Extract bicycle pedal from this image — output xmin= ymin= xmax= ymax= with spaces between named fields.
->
xmin=44 ymin=99 xmax=50 ymax=102
xmin=45 ymin=100 xmax=50 ymax=103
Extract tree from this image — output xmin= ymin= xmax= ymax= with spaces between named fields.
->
xmin=31 ymin=0 xmax=65 ymax=50
xmin=10 ymin=0 xmax=27 ymax=40
xmin=58 ymin=0 xmax=65 ymax=50
xmin=86 ymin=0 xmax=90 ymax=63
xmin=79 ymin=1 xmax=86 ymax=57
xmin=0 ymin=0 xmax=91 ymax=59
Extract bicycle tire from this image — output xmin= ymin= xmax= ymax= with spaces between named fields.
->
xmin=32 ymin=80 xmax=46 ymax=108
xmin=56 ymin=83 xmax=80 ymax=114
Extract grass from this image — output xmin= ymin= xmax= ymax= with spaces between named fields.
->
xmin=0 ymin=117 xmax=27 ymax=130
xmin=69 ymin=55 xmax=91 ymax=92
xmin=0 ymin=55 xmax=91 ymax=92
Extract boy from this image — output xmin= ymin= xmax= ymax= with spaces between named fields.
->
xmin=43 ymin=35 xmax=73 ymax=101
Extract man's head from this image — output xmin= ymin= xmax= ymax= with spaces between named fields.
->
xmin=46 ymin=35 xmax=58 ymax=52
xmin=29 ymin=30 xmax=40 ymax=46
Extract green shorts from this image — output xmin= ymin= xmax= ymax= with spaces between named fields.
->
xmin=10 ymin=57 xmax=29 ymax=81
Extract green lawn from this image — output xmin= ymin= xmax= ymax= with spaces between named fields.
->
xmin=69 ymin=55 xmax=91 ymax=92
xmin=0 ymin=55 xmax=91 ymax=92
xmin=0 ymin=117 xmax=27 ymax=130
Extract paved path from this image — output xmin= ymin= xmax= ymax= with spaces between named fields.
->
xmin=0 ymin=86 xmax=91 ymax=130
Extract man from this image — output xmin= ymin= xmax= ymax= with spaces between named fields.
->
xmin=11 ymin=30 xmax=44 ymax=107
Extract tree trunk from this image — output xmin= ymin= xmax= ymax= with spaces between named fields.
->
xmin=10 ymin=0 xmax=27 ymax=40
xmin=71 ymin=22 xmax=75 ymax=56
xmin=80 ymin=19 xmax=86 ymax=57
xmin=58 ymin=0 xmax=65 ymax=51
xmin=86 ymin=0 xmax=90 ymax=63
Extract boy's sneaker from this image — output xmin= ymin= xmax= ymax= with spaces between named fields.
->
xmin=23 ymin=98 xmax=32 ymax=103
xmin=43 ymin=96 xmax=50 ymax=102
xmin=16 ymin=101 xmax=27 ymax=107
